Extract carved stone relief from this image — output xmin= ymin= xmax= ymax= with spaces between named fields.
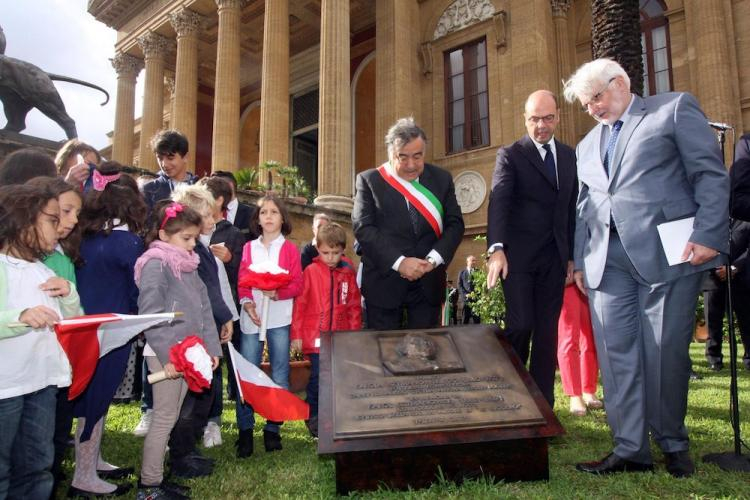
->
xmin=454 ymin=170 xmax=487 ymax=214
xmin=433 ymin=0 xmax=496 ymax=40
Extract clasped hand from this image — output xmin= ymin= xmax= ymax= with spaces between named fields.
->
xmin=398 ymin=257 xmax=434 ymax=281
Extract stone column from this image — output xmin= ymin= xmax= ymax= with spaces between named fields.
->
xmin=137 ymin=32 xmax=170 ymax=171
xmin=164 ymin=75 xmax=176 ymax=128
xmin=110 ymin=53 xmax=143 ymax=165
xmin=684 ymin=0 xmax=741 ymax=136
xmin=551 ymin=0 xmax=577 ymax=145
xmin=315 ymin=0 xmax=352 ymax=212
xmin=375 ymin=0 xmax=419 ymax=161
xmin=212 ymin=0 xmax=244 ymax=172
xmin=170 ymin=8 xmax=204 ymax=172
xmin=258 ymin=0 xmax=289 ymax=166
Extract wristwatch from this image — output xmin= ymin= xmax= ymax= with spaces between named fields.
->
xmin=426 ymin=256 xmax=437 ymax=268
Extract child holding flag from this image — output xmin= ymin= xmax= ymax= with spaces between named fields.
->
xmin=26 ymin=177 xmax=85 ymax=495
xmin=134 ymin=201 xmax=221 ymax=499
xmin=236 ymin=195 xmax=303 ymax=457
xmin=0 ymin=183 xmax=82 ymax=500
xmin=291 ymin=223 xmax=361 ymax=437
xmin=69 ymin=161 xmax=147 ymax=497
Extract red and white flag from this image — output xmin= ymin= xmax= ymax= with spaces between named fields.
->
xmin=55 ymin=313 xmax=177 ymax=400
xmin=228 ymin=343 xmax=309 ymax=422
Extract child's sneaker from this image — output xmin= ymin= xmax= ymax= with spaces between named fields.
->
xmin=133 ymin=409 xmax=153 ymax=437
xmin=136 ymin=481 xmax=189 ymax=500
xmin=202 ymin=421 xmax=222 ymax=448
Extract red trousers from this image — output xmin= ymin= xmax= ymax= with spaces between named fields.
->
xmin=557 ymin=284 xmax=599 ymax=396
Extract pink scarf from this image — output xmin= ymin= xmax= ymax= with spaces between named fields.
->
xmin=134 ymin=240 xmax=199 ymax=283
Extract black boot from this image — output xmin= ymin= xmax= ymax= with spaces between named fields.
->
xmin=236 ymin=428 xmax=254 ymax=458
xmin=263 ymin=430 xmax=282 ymax=452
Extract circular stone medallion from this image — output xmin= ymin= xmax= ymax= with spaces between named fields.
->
xmin=454 ymin=170 xmax=487 ymax=214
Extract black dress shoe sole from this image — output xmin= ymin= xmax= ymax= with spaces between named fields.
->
xmin=67 ymin=483 xmax=132 ymax=498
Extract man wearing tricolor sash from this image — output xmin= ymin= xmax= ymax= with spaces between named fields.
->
xmin=352 ymin=117 xmax=464 ymax=330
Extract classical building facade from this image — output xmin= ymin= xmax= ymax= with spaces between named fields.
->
xmin=89 ymin=0 xmax=749 ymax=275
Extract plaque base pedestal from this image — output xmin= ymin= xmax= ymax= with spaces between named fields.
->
xmin=318 ymin=325 xmax=564 ymax=494
xmin=334 ymin=437 xmax=549 ymax=495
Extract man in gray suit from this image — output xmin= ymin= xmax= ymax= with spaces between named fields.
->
xmin=563 ymin=59 xmax=729 ymax=478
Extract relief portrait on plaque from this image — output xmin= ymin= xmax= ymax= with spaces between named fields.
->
xmin=378 ymin=332 xmax=465 ymax=376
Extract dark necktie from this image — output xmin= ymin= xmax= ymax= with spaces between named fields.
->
xmin=603 ymin=120 xmax=623 ymax=176
xmin=542 ymin=143 xmax=556 ymax=185
xmin=408 ymin=202 xmax=420 ymax=234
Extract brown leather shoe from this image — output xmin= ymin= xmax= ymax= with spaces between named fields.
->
xmin=576 ymin=452 xmax=654 ymax=474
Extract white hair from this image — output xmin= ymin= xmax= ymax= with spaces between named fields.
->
xmin=171 ymin=183 xmax=216 ymax=215
xmin=563 ymin=58 xmax=630 ymax=103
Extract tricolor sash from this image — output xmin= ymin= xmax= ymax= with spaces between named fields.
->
xmin=377 ymin=163 xmax=444 ymax=238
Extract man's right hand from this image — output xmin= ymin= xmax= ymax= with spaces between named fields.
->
xmin=486 ymin=250 xmax=509 ymax=288
xmin=398 ymin=257 xmax=430 ymax=281
xmin=573 ymin=270 xmax=586 ymax=294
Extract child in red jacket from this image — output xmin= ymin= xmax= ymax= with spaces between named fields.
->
xmin=291 ymin=223 xmax=361 ymax=437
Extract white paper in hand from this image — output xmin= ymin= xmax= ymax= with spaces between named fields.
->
xmin=656 ymin=217 xmax=695 ymax=266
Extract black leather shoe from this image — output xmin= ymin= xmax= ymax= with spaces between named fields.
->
xmin=263 ymin=430 xmax=282 ymax=452
xmin=67 ymin=483 xmax=132 ymax=498
xmin=576 ymin=452 xmax=654 ymax=475
xmin=709 ymin=361 xmax=724 ymax=371
xmin=664 ymin=450 xmax=695 ymax=478
xmin=236 ymin=428 xmax=254 ymax=458
xmin=97 ymin=467 xmax=134 ymax=480
xmin=305 ymin=417 xmax=318 ymax=438
xmin=181 ymin=451 xmax=215 ymax=465
xmin=169 ymin=456 xmax=213 ymax=479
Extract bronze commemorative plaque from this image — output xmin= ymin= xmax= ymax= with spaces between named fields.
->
xmin=332 ymin=326 xmax=545 ymax=439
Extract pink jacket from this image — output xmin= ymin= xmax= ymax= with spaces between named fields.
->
xmin=237 ymin=238 xmax=304 ymax=302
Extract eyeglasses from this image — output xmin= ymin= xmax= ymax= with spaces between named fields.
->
xmin=581 ymin=78 xmax=616 ymax=112
xmin=526 ymin=114 xmax=556 ymax=125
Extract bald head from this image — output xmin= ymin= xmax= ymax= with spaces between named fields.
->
xmin=524 ymin=90 xmax=560 ymax=144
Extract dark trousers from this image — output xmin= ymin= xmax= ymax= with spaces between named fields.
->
xmin=462 ymin=303 xmax=480 ymax=324
xmin=501 ymin=246 xmax=565 ymax=408
xmin=704 ymin=287 xmax=750 ymax=365
xmin=366 ymin=282 xmax=440 ymax=330
xmin=168 ymin=378 xmax=215 ymax=460
xmin=51 ymin=387 xmax=75 ymax=489
xmin=306 ymin=353 xmax=320 ymax=419
xmin=207 ymin=363 xmax=223 ymax=420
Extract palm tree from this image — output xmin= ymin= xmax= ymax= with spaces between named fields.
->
xmin=591 ymin=0 xmax=644 ymax=96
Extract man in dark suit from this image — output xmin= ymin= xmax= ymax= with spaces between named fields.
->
xmin=486 ymin=90 xmax=578 ymax=408
xmin=211 ymin=170 xmax=256 ymax=242
xmin=352 ymin=117 xmax=464 ymax=329
xmin=564 ymin=58 xmax=728 ymax=477
xmin=702 ymin=219 xmax=750 ymax=371
xmin=458 ymin=255 xmax=480 ymax=323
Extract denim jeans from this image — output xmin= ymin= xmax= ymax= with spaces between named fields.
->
xmin=141 ymin=357 xmax=153 ymax=412
xmin=306 ymin=353 xmax=319 ymax=419
xmin=235 ymin=326 xmax=290 ymax=433
xmin=0 ymin=385 xmax=57 ymax=500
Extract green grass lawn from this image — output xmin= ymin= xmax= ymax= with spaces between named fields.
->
xmin=62 ymin=343 xmax=750 ymax=499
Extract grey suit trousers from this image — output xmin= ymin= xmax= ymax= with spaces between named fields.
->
xmin=587 ymin=232 xmax=701 ymax=463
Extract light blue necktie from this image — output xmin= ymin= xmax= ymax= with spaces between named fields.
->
xmin=603 ymin=120 xmax=623 ymax=176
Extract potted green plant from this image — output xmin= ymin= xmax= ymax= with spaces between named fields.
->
xmin=467 ymin=235 xmax=506 ymax=327
xmin=259 ymin=345 xmax=311 ymax=394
